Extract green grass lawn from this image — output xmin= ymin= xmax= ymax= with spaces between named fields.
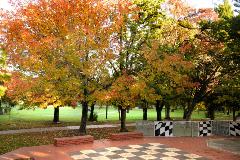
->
xmin=0 ymin=106 xmax=234 ymax=131
xmin=0 ymin=106 xmax=206 ymax=121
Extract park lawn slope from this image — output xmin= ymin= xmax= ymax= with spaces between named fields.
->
xmin=0 ymin=106 xmax=204 ymax=130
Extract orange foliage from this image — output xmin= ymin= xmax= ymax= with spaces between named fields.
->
xmin=2 ymin=0 xmax=135 ymax=107
xmin=5 ymin=72 xmax=34 ymax=102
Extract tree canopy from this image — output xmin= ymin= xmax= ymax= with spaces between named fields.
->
xmin=1 ymin=0 xmax=240 ymax=133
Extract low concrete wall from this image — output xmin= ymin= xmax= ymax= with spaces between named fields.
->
xmin=136 ymin=120 xmax=154 ymax=136
xmin=173 ymin=121 xmax=194 ymax=137
xmin=136 ymin=120 xmax=240 ymax=137
xmin=154 ymin=121 xmax=211 ymax=137
xmin=212 ymin=121 xmax=230 ymax=136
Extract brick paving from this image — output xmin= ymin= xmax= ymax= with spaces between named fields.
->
xmin=0 ymin=137 xmax=240 ymax=160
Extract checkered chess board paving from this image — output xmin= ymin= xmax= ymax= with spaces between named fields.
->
xmin=70 ymin=143 xmax=208 ymax=160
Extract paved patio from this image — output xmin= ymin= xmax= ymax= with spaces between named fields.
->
xmin=1 ymin=137 xmax=240 ymax=160
xmin=208 ymin=138 xmax=240 ymax=155
xmin=70 ymin=143 xmax=208 ymax=160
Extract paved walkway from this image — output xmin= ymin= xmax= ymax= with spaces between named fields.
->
xmin=1 ymin=137 xmax=240 ymax=160
xmin=0 ymin=123 xmax=135 ymax=135
xmin=208 ymin=138 xmax=240 ymax=155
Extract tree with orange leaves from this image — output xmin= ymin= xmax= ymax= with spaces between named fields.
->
xmin=156 ymin=0 xmax=220 ymax=120
xmin=1 ymin=0 xmax=120 ymax=134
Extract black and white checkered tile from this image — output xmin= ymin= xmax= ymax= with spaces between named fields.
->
xmin=230 ymin=122 xmax=240 ymax=136
xmin=199 ymin=121 xmax=212 ymax=136
xmin=155 ymin=121 xmax=173 ymax=136
xmin=70 ymin=143 xmax=208 ymax=160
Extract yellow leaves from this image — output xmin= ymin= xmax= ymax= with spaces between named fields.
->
xmin=37 ymin=94 xmax=62 ymax=109
xmin=195 ymin=102 xmax=206 ymax=111
xmin=0 ymin=49 xmax=10 ymax=98
xmin=0 ymin=72 xmax=11 ymax=83
xmin=140 ymin=37 xmax=197 ymax=98
xmin=39 ymin=102 xmax=48 ymax=109
xmin=94 ymin=90 xmax=111 ymax=105
xmin=102 ymin=73 xmax=162 ymax=107
xmin=0 ymin=86 xmax=7 ymax=98
xmin=53 ymin=100 xmax=62 ymax=108
xmin=131 ymin=80 xmax=161 ymax=103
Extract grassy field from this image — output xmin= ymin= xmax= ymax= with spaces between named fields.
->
xmin=0 ymin=106 xmax=234 ymax=130
xmin=0 ymin=106 xmax=207 ymax=121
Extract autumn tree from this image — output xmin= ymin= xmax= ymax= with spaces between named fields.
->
xmin=179 ymin=0 xmax=238 ymax=120
xmin=188 ymin=0 xmax=240 ymax=121
xmin=2 ymin=0 xmax=118 ymax=134
xmin=100 ymin=0 xmax=168 ymax=131
xmin=201 ymin=0 xmax=240 ymax=120
xmin=161 ymin=0 xmax=221 ymax=120
xmin=137 ymin=0 xmax=200 ymax=121
xmin=180 ymin=37 xmax=225 ymax=120
xmin=140 ymin=38 xmax=194 ymax=121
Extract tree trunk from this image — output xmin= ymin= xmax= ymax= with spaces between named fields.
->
xmin=233 ymin=107 xmax=236 ymax=121
xmin=106 ymin=105 xmax=108 ymax=119
xmin=142 ymin=101 xmax=148 ymax=120
xmin=183 ymin=109 xmax=187 ymax=119
xmin=206 ymin=105 xmax=215 ymax=120
xmin=120 ymin=107 xmax=128 ymax=132
xmin=88 ymin=103 xmax=95 ymax=122
xmin=185 ymin=100 xmax=198 ymax=121
xmin=0 ymin=101 xmax=3 ymax=115
xmin=185 ymin=107 xmax=194 ymax=121
xmin=227 ymin=108 xmax=230 ymax=115
xmin=118 ymin=106 xmax=121 ymax=120
xmin=185 ymin=83 xmax=207 ymax=120
xmin=165 ymin=103 xmax=171 ymax=120
xmin=183 ymin=101 xmax=191 ymax=119
xmin=53 ymin=106 xmax=60 ymax=123
xmin=209 ymin=109 xmax=215 ymax=120
xmin=0 ymin=108 xmax=3 ymax=115
xmin=143 ymin=107 xmax=147 ymax=120
xmin=79 ymin=101 xmax=88 ymax=135
xmin=156 ymin=100 xmax=163 ymax=121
